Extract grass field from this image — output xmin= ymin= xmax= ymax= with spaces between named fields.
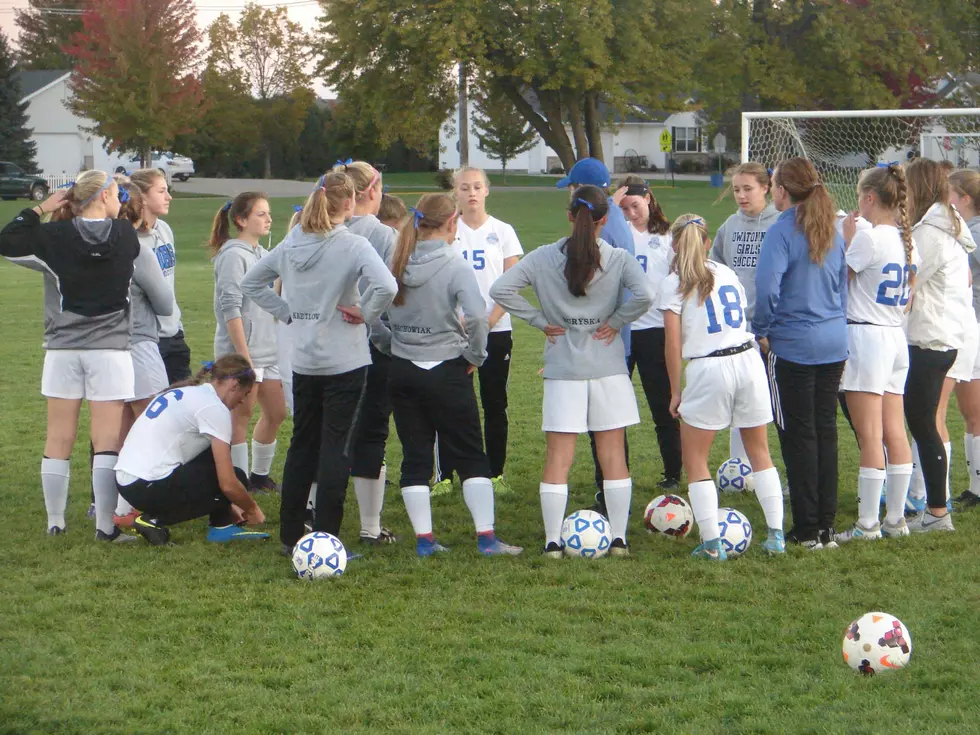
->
xmin=1 ymin=187 xmax=979 ymax=734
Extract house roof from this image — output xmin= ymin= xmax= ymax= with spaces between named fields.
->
xmin=16 ymin=69 xmax=71 ymax=103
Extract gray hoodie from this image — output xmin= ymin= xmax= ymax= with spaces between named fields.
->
xmin=131 ymin=241 xmax=174 ymax=343
xmin=967 ymin=216 xmax=980 ymax=318
xmin=380 ymin=239 xmax=489 ymax=366
xmin=710 ymin=203 xmax=780 ymax=324
xmin=138 ymin=219 xmax=182 ymax=338
xmin=212 ymin=239 xmax=278 ymax=367
xmin=489 ymin=238 xmax=654 ymax=380
xmin=348 ymin=214 xmax=397 ymax=264
xmin=241 ymin=224 xmax=397 ymax=376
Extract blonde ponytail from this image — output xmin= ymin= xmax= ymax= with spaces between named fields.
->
xmin=669 ymin=213 xmax=713 ymax=304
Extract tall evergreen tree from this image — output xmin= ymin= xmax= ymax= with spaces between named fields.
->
xmin=473 ymin=85 xmax=537 ymax=182
xmin=0 ymin=31 xmax=39 ymax=171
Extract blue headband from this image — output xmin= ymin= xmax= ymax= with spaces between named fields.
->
xmin=201 ymin=360 xmax=215 ymax=371
xmin=767 ymin=168 xmax=774 ymax=177
xmin=408 ymin=207 xmax=425 ymax=229
xmin=877 ymin=161 xmax=900 ymax=168
xmin=336 ymin=158 xmax=353 ymax=168
xmin=59 ymin=181 xmax=75 ymax=189
xmin=293 ymin=205 xmax=303 ymax=213
xmin=80 ymin=176 xmax=113 ymax=207
xmin=574 ymin=198 xmax=595 ymax=211
xmin=221 ymin=200 xmax=232 ymax=213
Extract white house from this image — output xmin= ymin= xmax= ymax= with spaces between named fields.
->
xmin=16 ymin=69 xmax=129 ymax=177
xmin=440 ymin=97 xmax=725 ymax=174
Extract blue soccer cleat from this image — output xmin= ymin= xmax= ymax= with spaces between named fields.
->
xmin=207 ymin=524 xmax=270 ymax=543
xmin=904 ymin=494 xmax=926 ymax=516
xmin=477 ymin=534 xmax=523 ymax=556
xmin=692 ymin=537 xmax=728 ymax=561
xmin=416 ymin=536 xmax=449 ymax=557
xmin=761 ymin=528 xmax=786 ymax=554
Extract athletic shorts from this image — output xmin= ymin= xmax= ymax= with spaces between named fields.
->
xmin=949 ymin=317 xmax=980 ymax=383
xmin=253 ymin=365 xmax=280 ymax=383
xmin=840 ymin=324 xmax=909 ymax=395
xmin=679 ymin=348 xmax=772 ymax=431
xmin=130 ymin=340 xmax=169 ymax=401
xmin=41 ymin=349 xmax=134 ymax=401
xmin=277 ymin=322 xmax=293 ymax=415
xmin=542 ymin=374 xmax=640 ymax=433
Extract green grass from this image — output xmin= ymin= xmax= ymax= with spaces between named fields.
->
xmin=1 ymin=187 xmax=979 ymax=734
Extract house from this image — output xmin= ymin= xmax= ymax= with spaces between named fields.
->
xmin=440 ymin=96 xmax=727 ymax=174
xmin=15 ymin=69 xmax=129 ymax=177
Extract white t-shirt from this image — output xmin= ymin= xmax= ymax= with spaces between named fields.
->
xmin=659 ymin=261 xmax=752 ymax=359
xmin=835 ymin=210 xmax=873 ymax=239
xmin=452 ymin=216 xmax=523 ymax=333
xmin=846 ymin=224 xmax=920 ymax=328
xmin=631 ymin=226 xmax=672 ymax=330
xmin=115 ymin=383 xmax=233 ymax=484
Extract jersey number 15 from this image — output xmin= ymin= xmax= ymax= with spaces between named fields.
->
xmin=705 ymin=285 xmax=744 ymax=334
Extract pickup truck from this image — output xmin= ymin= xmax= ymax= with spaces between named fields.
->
xmin=0 ymin=162 xmax=48 ymax=202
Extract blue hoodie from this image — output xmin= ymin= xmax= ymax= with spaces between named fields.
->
xmin=600 ymin=200 xmax=635 ymax=356
xmin=751 ymin=207 xmax=848 ymax=365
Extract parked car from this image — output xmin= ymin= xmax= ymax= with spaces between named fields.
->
xmin=165 ymin=152 xmax=195 ymax=182
xmin=0 ymin=162 xmax=49 ymax=202
xmin=115 ymin=152 xmax=195 ymax=182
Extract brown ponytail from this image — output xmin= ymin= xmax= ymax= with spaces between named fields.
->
xmin=391 ymin=193 xmax=457 ymax=306
xmin=167 ymin=353 xmax=256 ymax=392
xmin=907 ymin=158 xmax=962 ymax=237
xmin=207 ymin=192 xmax=268 ymax=256
xmin=115 ymin=174 xmax=144 ymax=227
xmin=617 ymin=175 xmax=669 ymax=235
xmin=773 ymin=158 xmax=836 ymax=265
xmin=564 ymin=185 xmax=608 ymax=297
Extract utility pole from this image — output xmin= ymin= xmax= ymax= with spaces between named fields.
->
xmin=458 ymin=61 xmax=469 ymax=166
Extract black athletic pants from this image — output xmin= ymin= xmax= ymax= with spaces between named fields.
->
xmin=390 ymin=357 xmax=490 ymax=488
xmin=628 ymin=327 xmax=682 ymax=481
xmin=280 ymin=367 xmax=368 ymax=547
xmin=117 ymin=447 xmax=243 ymax=527
xmin=437 ymin=331 xmax=512 ymax=479
xmin=158 ymin=329 xmax=192 ymax=384
xmin=769 ymin=353 xmax=846 ymax=541
xmin=350 ymin=345 xmax=391 ymax=479
xmin=905 ymin=346 xmax=957 ymax=509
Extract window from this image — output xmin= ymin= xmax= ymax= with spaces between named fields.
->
xmin=672 ymin=126 xmax=702 ymax=153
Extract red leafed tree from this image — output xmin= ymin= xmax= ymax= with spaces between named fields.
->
xmin=65 ymin=0 xmax=204 ymax=164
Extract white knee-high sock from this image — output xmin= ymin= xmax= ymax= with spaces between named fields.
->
xmin=688 ymin=479 xmax=720 ymax=542
xmin=729 ymin=429 xmax=749 ymax=469
xmin=401 ymin=485 xmax=433 ymax=537
xmin=540 ymin=483 xmax=568 ymax=546
xmin=354 ymin=466 xmax=386 ymax=537
xmin=231 ymin=443 xmax=249 ymax=475
xmin=307 ymin=483 xmax=317 ymax=512
xmin=909 ymin=442 xmax=926 ymax=500
xmin=92 ymin=454 xmax=119 ymax=535
xmin=965 ymin=434 xmax=973 ymax=481
xmin=857 ymin=467 xmax=887 ymax=527
xmin=885 ymin=463 xmax=913 ymax=525
xmin=971 ymin=436 xmax=980 ymax=497
xmin=41 ymin=457 xmax=70 ymax=530
xmin=250 ymin=440 xmax=276 ymax=477
xmin=603 ymin=478 xmax=632 ymax=542
xmin=944 ymin=441 xmax=952 ymax=503
xmin=752 ymin=466 xmax=784 ymax=531
xmin=462 ymin=477 xmax=495 ymax=533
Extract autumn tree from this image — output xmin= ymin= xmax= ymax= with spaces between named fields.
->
xmin=65 ymin=0 xmax=203 ymax=164
xmin=0 ymin=31 xmax=39 ymax=171
xmin=472 ymin=84 xmax=537 ymax=182
xmin=14 ymin=0 xmax=83 ymax=70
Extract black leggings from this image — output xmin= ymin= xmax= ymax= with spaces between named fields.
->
xmin=117 ymin=447 xmax=243 ymax=527
xmin=350 ymin=346 xmax=391 ymax=479
xmin=158 ymin=329 xmax=192 ymax=384
xmin=905 ymin=345 xmax=957 ymax=509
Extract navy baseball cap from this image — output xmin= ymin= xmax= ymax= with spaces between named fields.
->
xmin=556 ymin=158 xmax=611 ymax=189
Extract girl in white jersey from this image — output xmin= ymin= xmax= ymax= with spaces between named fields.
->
xmin=115 ymin=354 xmax=269 ymax=546
xmin=660 ymin=214 xmax=786 ymax=560
xmin=615 ymin=175 xmax=682 ymax=488
xmin=432 ymin=167 xmax=524 ymax=496
xmin=835 ymin=164 xmax=918 ymax=542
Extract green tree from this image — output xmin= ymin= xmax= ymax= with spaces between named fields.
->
xmin=472 ymin=85 xmax=537 ymax=182
xmin=0 ymin=31 xmax=39 ymax=171
xmin=13 ymin=0 xmax=83 ymax=70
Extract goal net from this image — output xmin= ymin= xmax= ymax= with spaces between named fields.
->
xmin=742 ymin=108 xmax=980 ymax=212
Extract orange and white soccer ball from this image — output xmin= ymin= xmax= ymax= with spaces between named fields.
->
xmin=842 ymin=612 xmax=912 ymax=675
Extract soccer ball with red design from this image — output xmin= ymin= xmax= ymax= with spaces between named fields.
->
xmin=842 ymin=612 xmax=912 ymax=675
xmin=644 ymin=494 xmax=694 ymax=538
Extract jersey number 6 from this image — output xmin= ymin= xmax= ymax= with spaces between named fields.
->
xmin=705 ymin=285 xmax=744 ymax=334
xmin=146 ymin=389 xmax=185 ymax=419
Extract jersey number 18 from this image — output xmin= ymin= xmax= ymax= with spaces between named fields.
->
xmin=705 ymin=285 xmax=744 ymax=334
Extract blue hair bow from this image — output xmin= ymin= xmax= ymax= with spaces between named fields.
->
xmin=336 ymin=158 xmax=353 ymax=168
xmin=201 ymin=360 xmax=215 ymax=371
xmin=382 ymin=185 xmax=390 ymax=194
xmin=574 ymin=197 xmax=595 ymax=211
xmin=767 ymin=167 xmax=774 ymax=177
xmin=877 ymin=161 xmax=900 ymax=168
xmin=293 ymin=205 xmax=303 ymax=213
xmin=408 ymin=207 xmax=425 ymax=229
xmin=117 ymin=186 xmax=130 ymax=204
xmin=221 ymin=200 xmax=232 ymax=213
xmin=314 ymin=175 xmax=326 ymax=191
xmin=59 ymin=181 xmax=75 ymax=189
xmin=682 ymin=216 xmax=706 ymax=228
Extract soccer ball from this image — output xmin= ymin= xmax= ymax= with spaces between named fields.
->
xmin=560 ymin=510 xmax=612 ymax=559
xmin=717 ymin=507 xmax=753 ymax=557
xmin=717 ymin=457 xmax=755 ymax=493
xmin=842 ymin=612 xmax=912 ymax=675
xmin=644 ymin=494 xmax=694 ymax=538
xmin=291 ymin=531 xmax=347 ymax=579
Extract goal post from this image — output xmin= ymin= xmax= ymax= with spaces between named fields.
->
xmin=741 ymin=108 xmax=980 ymax=211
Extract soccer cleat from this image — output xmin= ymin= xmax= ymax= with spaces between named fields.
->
xmin=608 ymin=537 xmax=630 ymax=557
xmin=881 ymin=517 xmax=910 ymax=538
xmin=591 ymin=491 xmax=609 ymax=518
xmin=431 ymin=478 xmax=453 ymax=497
xmin=248 ymin=473 xmax=280 ymax=494
xmin=86 ymin=503 xmax=96 ymax=519
xmin=477 ymin=534 xmax=523 ymax=556
xmin=207 ymin=524 xmax=270 ymax=543
xmin=761 ymin=528 xmax=786 ymax=555
xmin=955 ymin=490 xmax=980 ymax=509
xmin=113 ymin=509 xmax=140 ymax=528
xmin=908 ymin=511 xmax=955 ymax=534
xmin=691 ymin=538 xmax=727 ymax=560
xmin=801 ymin=539 xmax=824 ymax=551
xmin=819 ymin=528 xmax=839 ymax=550
xmin=281 ymin=543 xmax=294 ymax=557
xmin=416 ymin=536 xmax=449 ymax=557
xmin=542 ymin=541 xmax=564 ymax=559
xmin=133 ymin=515 xmax=171 ymax=546
xmin=833 ymin=521 xmax=882 ymax=543
xmin=48 ymin=526 xmax=65 ymax=536
xmin=95 ymin=526 xmax=139 ymax=544
xmin=904 ymin=494 xmax=926 ymax=516
xmin=491 ymin=475 xmax=513 ymax=495
xmin=657 ymin=477 xmax=681 ymax=491
xmin=360 ymin=527 xmax=398 ymax=545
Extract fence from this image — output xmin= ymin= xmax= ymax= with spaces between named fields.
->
xmin=42 ymin=173 xmax=76 ymax=189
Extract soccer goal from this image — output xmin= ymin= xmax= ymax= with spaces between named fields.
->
xmin=741 ymin=108 xmax=980 ymax=211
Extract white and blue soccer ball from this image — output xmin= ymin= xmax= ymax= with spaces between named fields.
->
xmin=560 ymin=509 xmax=612 ymax=559
xmin=291 ymin=531 xmax=347 ymax=579
xmin=717 ymin=457 xmax=755 ymax=493
xmin=716 ymin=507 xmax=753 ymax=557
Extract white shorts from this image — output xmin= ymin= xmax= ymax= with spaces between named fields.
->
xmin=130 ymin=341 xmax=169 ymax=401
xmin=41 ymin=349 xmax=135 ymax=402
xmin=253 ymin=365 xmax=281 ymax=383
xmin=840 ymin=325 xmax=909 ymax=395
xmin=679 ymin=347 xmax=772 ymax=431
xmin=949 ymin=317 xmax=980 ymax=383
xmin=542 ymin=374 xmax=640 ymax=433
